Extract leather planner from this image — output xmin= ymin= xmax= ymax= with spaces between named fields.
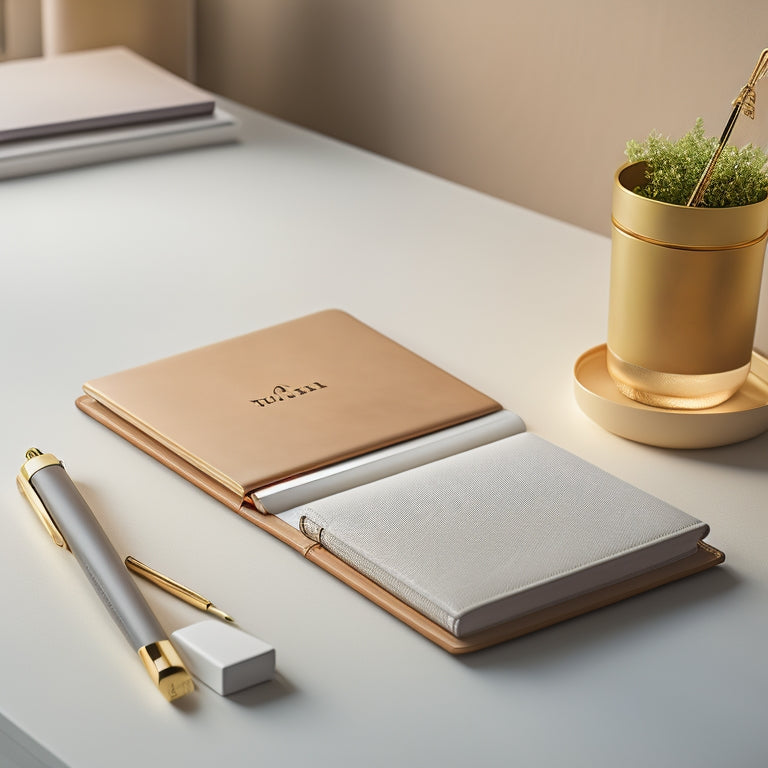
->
xmin=76 ymin=310 xmax=724 ymax=653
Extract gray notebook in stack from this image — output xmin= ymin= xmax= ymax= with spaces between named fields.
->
xmin=290 ymin=433 xmax=713 ymax=638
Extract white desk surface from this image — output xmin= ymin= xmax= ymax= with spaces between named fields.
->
xmin=1 ymin=100 xmax=766 ymax=768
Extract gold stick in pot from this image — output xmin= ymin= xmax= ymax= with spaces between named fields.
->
xmin=687 ymin=48 xmax=768 ymax=207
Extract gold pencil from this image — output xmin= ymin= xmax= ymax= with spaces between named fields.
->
xmin=125 ymin=555 xmax=235 ymax=623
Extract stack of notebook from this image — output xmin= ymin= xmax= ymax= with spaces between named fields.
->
xmin=0 ymin=46 xmax=239 ymax=179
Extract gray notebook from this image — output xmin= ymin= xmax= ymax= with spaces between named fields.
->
xmin=295 ymin=433 xmax=708 ymax=637
xmin=0 ymin=47 xmax=214 ymax=143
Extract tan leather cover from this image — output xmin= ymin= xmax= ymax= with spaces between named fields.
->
xmin=76 ymin=392 xmax=724 ymax=654
xmin=82 ymin=310 xmax=501 ymax=497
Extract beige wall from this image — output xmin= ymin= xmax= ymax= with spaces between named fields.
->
xmin=196 ymin=0 xmax=768 ymax=236
xmin=0 ymin=0 xmax=42 ymax=61
xmin=42 ymin=0 xmax=196 ymax=78
xmin=2 ymin=1 xmax=767 ymax=235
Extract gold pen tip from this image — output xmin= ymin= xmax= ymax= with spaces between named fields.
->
xmin=207 ymin=605 xmax=235 ymax=623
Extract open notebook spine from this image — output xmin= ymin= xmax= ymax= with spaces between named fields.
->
xmin=299 ymin=514 xmax=458 ymax=634
xmin=264 ymin=410 xmax=525 ymax=518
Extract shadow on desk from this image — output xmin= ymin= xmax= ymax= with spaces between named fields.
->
xmin=459 ymin=565 xmax=739 ymax=671
xmin=228 ymin=672 xmax=296 ymax=708
xmin=677 ymin=430 xmax=768 ymax=471
xmin=171 ymin=672 xmax=295 ymax=711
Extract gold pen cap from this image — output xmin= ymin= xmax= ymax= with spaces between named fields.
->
xmin=138 ymin=640 xmax=195 ymax=701
xmin=16 ymin=448 xmax=69 ymax=550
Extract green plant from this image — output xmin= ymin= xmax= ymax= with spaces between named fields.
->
xmin=625 ymin=118 xmax=768 ymax=207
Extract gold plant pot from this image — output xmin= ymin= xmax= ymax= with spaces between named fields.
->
xmin=607 ymin=161 xmax=768 ymax=409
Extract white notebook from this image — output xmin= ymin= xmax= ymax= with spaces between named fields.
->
xmin=0 ymin=107 xmax=239 ymax=180
xmin=294 ymin=433 xmax=709 ymax=637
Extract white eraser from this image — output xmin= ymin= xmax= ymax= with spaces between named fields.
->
xmin=171 ymin=620 xmax=276 ymax=696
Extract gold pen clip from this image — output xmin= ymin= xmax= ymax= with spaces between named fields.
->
xmin=16 ymin=448 xmax=70 ymax=550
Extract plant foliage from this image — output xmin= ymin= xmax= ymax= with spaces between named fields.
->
xmin=625 ymin=118 xmax=768 ymax=207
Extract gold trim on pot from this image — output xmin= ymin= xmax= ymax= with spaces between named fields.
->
xmin=607 ymin=161 xmax=768 ymax=409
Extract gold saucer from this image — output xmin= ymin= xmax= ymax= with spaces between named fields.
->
xmin=574 ymin=345 xmax=768 ymax=448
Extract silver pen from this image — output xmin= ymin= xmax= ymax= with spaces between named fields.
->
xmin=16 ymin=448 xmax=194 ymax=701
